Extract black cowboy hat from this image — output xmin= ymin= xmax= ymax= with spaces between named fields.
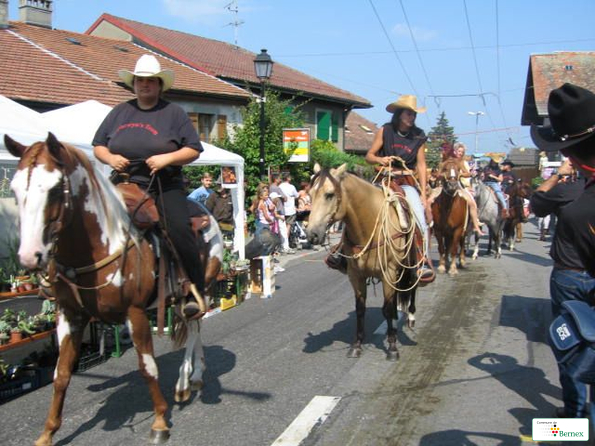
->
xmin=501 ymin=159 xmax=515 ymax=168
xmin=531 ymin=83 xmax=595 ymax=152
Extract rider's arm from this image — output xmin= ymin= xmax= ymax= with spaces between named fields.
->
xmin=365 ymin=127 xmax=391 ymax=166
xmin=93 ymin=145 xmax=130 ymax=172
xmin=416 ymin=145 xmax=428 ymax=202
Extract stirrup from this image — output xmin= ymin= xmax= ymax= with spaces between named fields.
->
xmin=325 ymin=254 xmax=347 ymax=274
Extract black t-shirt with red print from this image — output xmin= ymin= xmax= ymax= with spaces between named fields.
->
xmin=93 ymin=99 xmax=202 ymax=190
xmin=380 ymin=123 xmax=426 ymax=170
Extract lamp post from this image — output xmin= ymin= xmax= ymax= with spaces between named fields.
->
xmin=253 ymin=49 xmax=274 ymax=179
xmin=467 ymin=111 xmax=484 ymax=154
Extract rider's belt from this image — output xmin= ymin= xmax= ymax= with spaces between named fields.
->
xmin=389 ymin=170 xmax=412 ymax=176
xmin=554 ymin=263 xmax=587 ymax=273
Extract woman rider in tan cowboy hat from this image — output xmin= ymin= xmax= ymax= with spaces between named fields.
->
xmin=365 ymin=94 xmax=434 ymax=281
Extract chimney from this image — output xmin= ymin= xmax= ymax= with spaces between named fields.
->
xmin=19 ymin=0 xmax=52 ymax=28
xmin=0 ymin=0 xmax=8 ymax=29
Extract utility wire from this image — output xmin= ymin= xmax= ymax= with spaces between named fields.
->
xmin=367 ymin=0 xmax=432 ymax=127
xmin=398 ymin=0 xmax=435 ymax=98
xmin=494 ymin=0 xmax=513 ymax=144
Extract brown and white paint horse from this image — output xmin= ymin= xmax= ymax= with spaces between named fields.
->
xmin=5 ymin=133 xmax=222 ymax=446
xmin=306 ymin=164 xmax=419 ymax=361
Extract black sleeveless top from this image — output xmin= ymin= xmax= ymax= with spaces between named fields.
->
xmin=380 ymin=123 xmax=426 ymax=169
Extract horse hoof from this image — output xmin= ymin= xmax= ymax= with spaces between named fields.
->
xmin=449 ymin=270 xmax=458 ymax=276
xmin=347 ymin=348 xmax=362 ymax=358
xmin=386 ymin=350 xmax=399 ymax=362
xmin=437 ymin=266 xmax=446 ymax=274
xmin=190 ymin=379 xmax=204 ymax=391
xmin=174 ymin=388 xmax=191 ymax=403
xmin=149 ymin=429 xmax=170 ymax=444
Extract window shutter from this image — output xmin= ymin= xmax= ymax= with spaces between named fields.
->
xmin=317 ymin=111 xmax=331 ymax=140
xmin=217 ymin=115 xmax=227 ymax=140
xmin=331 ymin=113 xmax=339 ymax=142
xmin=188 ymin=113 xmax=199 ymax=133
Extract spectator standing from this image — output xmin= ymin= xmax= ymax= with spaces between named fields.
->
xmin=530 ymin=158 xmax=593 ymax=419
xmin=206 ymin=180 xmax=234 ymax=238
xmin=188 ymin=172 xmax=214 ymax=205
xmin=270 ymin=175 xmax=293 ymax=254
xmin=279 ymin=174 xmax=299 ymax=241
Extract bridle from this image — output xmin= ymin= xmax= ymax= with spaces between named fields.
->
xmin=310 ymin=169 xmax=343 ymax=229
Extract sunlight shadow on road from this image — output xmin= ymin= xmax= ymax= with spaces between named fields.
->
xmin=419 ymin=429 xmax=522 ymax=445
xmin=468 ymin=352 xmax=560 ymax=436
xmin=499 ymin=294 xmax=551 ymax=344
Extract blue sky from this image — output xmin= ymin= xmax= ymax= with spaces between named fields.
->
xmin=9 ymin=0 xmax=595 ymax=154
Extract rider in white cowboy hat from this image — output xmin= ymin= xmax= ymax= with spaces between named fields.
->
xmin=93 ymin=54 xmax=206 ymax=319
xmin=363 ymin=93 xmax=434 ymax=283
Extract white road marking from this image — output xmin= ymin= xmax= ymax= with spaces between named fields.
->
xmin=271 ymin=395 xmax=341 ymax=446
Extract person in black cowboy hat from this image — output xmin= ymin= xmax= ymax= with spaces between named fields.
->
xmin=531 ymin=82 xmax=595 ymax=421
xmin=500 ymin=159 xmax=517 ymax=191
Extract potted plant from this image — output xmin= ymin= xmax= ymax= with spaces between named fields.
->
xmin=10 ymin=326 xmax=22 ymax=343
xmin=0 ymin=321 xmax=10 ymax=345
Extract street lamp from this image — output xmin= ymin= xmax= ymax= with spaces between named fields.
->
xmin=467 ymin=111 xmax=484 ymax=154
xmin=254 ymin=49 xmax=274 ymax=179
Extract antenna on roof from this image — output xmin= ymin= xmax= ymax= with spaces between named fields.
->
xmin=224 ymin=0 xmax=244 ymax=47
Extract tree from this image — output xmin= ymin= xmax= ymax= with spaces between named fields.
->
xmin=425 ymin=111 xmax=457 ymax=169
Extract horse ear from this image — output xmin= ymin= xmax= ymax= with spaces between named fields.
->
xmin=4 ymin=134 xmax=27 ymax=158
xmin=313 ymin=163 xmax=321 ymax=174
xmin=46 ymin=132 xmax=63 ymax=158
xmin=333 ymin=163 xmax=348 ymax=178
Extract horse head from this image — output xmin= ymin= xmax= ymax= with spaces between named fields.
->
xmin=5 ymin=133 xmax=124 ymax=270
xmin=306 ymin=163 xmax=348 ymax=245
xmin=439 ymin=159 xmax=463 ymax=194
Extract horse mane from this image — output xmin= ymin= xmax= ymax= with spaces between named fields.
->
xmin=60 ymin=143 xmax=135 ymax=244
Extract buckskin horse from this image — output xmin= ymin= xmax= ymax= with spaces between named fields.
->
xmin=5 ymin=133 xmax=222 ymax=446
xmin=502 ymin=180 xmax=532 ymax=251
xmin=306 ymin=163 xmax=420 ymax=361
xmin=431 ymin=158 xmax=469 ymax=275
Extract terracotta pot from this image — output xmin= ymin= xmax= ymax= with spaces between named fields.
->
xmin=10 ymin=330 xmax=22 ymax=343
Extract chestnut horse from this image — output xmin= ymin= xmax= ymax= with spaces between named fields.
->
xmin=502 ymin=180 xmax=532 ymax=251
xmin=431 ymin=159 xmax=469 ymax=275
xmin=5 ymin=133 xmax=222 ymax=446
xmin=306 ymin=164 xmax=420 ymax=361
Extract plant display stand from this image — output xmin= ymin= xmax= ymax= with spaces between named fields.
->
xmin=249 ymin=256 xmax=275 ymax=298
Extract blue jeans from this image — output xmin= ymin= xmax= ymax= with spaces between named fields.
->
xmin=550 ymin=268 xmax=595 ymax=419
xmin=486 ymin=182 xmax=508 ymax=209
xmin=402 ymin=185 xmax=428 ymax=254
xmin=254 ymin=220 xmax=270 ymax=238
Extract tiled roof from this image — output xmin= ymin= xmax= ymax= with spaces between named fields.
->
xmin=344 ymin=112 xmax=378 ymax=154
xmin=0 ymin=25 xmax=132 ymax=107
xmin=522 ymin=52 xmax=595 ymax=125
xmin=87 ymin=14 xmax=371 ymax=108
xmin=1 ymin=21 xmax=250 ymax=108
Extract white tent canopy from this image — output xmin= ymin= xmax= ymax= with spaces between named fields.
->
xmin=0 ymin=96 xmax=245 ymax=258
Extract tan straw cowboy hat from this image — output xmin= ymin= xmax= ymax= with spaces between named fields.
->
xmin=385 ymin=94 xmax=427 ymax=114
xmin=118 ymin=54 xmax=175 ymax=92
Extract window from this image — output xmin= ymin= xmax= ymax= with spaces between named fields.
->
xmin=188 ymin=113 xmax=227 ymax=142
xmin=316 ymin=110 xmax=339 ymax=142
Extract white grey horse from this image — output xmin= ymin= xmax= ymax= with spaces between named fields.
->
xmin=469 ymin=178 xmax=504 ymax=259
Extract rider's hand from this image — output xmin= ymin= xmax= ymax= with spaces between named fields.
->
xmin=557 ymin=158 xmax=574 ymax=176
xmin=146 ymin=154 xmax=172 ymax=175
xmin=110 ymin=154 xmax=130 ymax=172
xmin=380 ymin=156 xmax=392 ymax=166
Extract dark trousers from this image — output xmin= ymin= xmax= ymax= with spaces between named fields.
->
xmin=550 ymin=267 xmax=595 ymax=419
xmin=153 ymin=188 xmax=205 ymax=290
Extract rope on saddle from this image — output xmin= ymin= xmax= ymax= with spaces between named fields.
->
xmin=339 ymin=162 xmax=426 ymax=292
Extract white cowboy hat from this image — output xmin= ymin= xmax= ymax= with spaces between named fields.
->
xmin=385 ymin=94 xmax=427 ymax=114
xmin=118 ymin=54 xmax=175 ymax=92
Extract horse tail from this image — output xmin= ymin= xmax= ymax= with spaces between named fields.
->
xmin=171 ymin=309 xmax=190 ymax=350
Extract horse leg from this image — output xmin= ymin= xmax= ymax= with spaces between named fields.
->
xmin=472 ymin=232 xmax=479 ymax=260
xmin=436 ymin=232 xmax=446 ymax=274
xmin=35 ymin=313 xmax=88 ymax=446
xmin=458 ymin=230 xmax=466 ymax=269
xmin=127 ymin=306 xmax=169 ymax=444
xmin=383 ymin=286 xmax=399 ymax=362
xmin=189 ymin=321 xmax=205 ymax=392
xmin=516 ymin=221 xmax=523 ymax=243
xmin=448 ymin=233 xmax=459 ymax=276
xmin=347 ymin=275 xmax=366 ymax=358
